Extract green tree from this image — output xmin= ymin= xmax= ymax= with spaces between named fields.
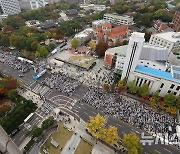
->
xmin=7 ymin=89 xmax=19 ymax=102
xmin=0 ymin=34 xmax=10 ymax=46
xmin=71 ymin=38 xmax=79 ymax=49
xmin=164 ymin=92 xmax=176 ymax=106
xmin=42 ymin=116 xmax=55 ymax=130
xmin=176 ymin=97 xmax=180 ymax=110
xmin=122 ymin=40 xmax=129 ymax=45
xmin=127 ymin=80 xmax=139 ymax=94
xmin=122 ymin=132 xmax=143 ymax=154
xmin=138 ymin=83 xmax=149 ymax=98
xmin=151 ymin=91 xmax=160 ymax=103
xmin=27 ymin=126 xmax=43 ymax=138
xmin=37 ymin=45 xmax=48 ymax=57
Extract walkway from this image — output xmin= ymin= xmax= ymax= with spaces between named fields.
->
xmin=61 ymin=120 xmax=85 ymax=154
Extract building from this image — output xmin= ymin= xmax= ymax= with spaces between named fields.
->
xmin=93 ymin=22 xmax=128 ymax=46
xmin=74 ymin=28 xmax=94 ymax=45
xmin=103 ymin=13 xmax=134 ymax=26
xmin=25 ymin=20 xmax=41 ymax=27
xmin=65 ymin=9 xmax=78 ymax=18
xmin=19 ymin=0 xmax=47 ymax=10
xmin=120 ymin=32 xmax=180 ymax=97
xmin=104 ymin=45 xmax=127 ymax=72
xmin=80 ymin=4 xmax=107 ymax=12
xmin=0 ymin=0 xmax=21 ymax=15
xmin=149 ymin=32 xmax=180 ymax=65
xmin=92 ymin=19 xmax=107 ymax=29
xmin=172 ymin=10 xmax=180 ymax=32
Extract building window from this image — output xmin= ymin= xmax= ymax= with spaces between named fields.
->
xmin=158 ymin=89 xmax=161 ymax=93
xmin=160 ymin=83 xmax=164 ymax=88
xmin=167 ymin=90 xmax=171 ymax=93
xmin=139 ymin=78 xmax=143 ymax=87
xmin=136 ymin=78 xmax=139 ymax=86
xmin=153 ymin=64 xmax=156 ymax=66
xmin=176 ymin=86 xmax=180 ymax=91
xmin=170 ymin=84 xmax=175 ymax=89
xmin=174 ymin=92 xmax=177 ymax=95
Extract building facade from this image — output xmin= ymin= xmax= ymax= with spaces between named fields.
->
xmin=172 ymin=10 xmax=180 ymax=32
xmin=0 ymin=0 xmax=21 ymax=15
xmin=19 ymin=0 xmax=46 ymax=10
xmin=120 ymin=32 xmax=180 ymax=97
xmin=103 ymin=13 xmax=134 ymax=26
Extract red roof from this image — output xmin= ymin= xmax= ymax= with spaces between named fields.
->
xmin=95 ymin=27 xmax=102 ymax=32
xmin=109 ymin=25 xmax=128 ymax=38
xmin=96 ymin=32 xmax=103 ymax=37
xmin=102 ymin=22 xmax=112 ymax=27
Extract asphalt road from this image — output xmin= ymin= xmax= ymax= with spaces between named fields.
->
xmin=0 ymin=57 xmax=180 ymax=154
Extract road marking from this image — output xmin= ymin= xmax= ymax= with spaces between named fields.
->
xmin=84 ymin=112 xmax=89 ymax=116
xmin=155 ymin=150 xmax=161 ymax=154
xmin=131 ymin=128 xmax=140 ymax=134
xmin=164 ymin=148 xmax=172 ymax=154
xmin=116 ymin=124 xmax=121 ymax=127
xmin=19 ymin=134 xmax=25 ymax=141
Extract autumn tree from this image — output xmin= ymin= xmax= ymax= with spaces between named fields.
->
xmin=95 ymin=41 xmax=109 ymax=57
xmin=85 ymin=113 xmax=106 ymax=140
xmin=122 ymin=132 xmax=143 ymax=154
xmin=117 ymin=78 xmax=127 ymax=93
xmin=89 ymin=40 xmax=95 ymax=52
xmin=71 ymin=38 xmax=79 ymax=49
xmin=104 ymin=126 xmax=120 ymax=145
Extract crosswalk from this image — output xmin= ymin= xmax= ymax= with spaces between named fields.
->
xmin=32 ymin=84 xmax=51 ymax=96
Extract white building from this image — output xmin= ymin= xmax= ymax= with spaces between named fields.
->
xmin=0 ymin=0 xmax=21 ymax=15
xmin=92 ymin=19 xmax=107 ymax=29
xmin=149 ymin=32 xmax=180 ymax=65
xmin=103 ymin=13 xmax=134 ymax=26
xmin=74 ymin=28 xmax=94 ymax=45
xmin=119 ymin=32 xmax=180 ymax=97
xmin=19 ymin=0 xmax=47 ymax=10
xmin=80 ymin=4 xmax=107 ymax=12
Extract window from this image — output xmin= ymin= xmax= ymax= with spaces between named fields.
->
xmin=153 ymin=64 xmax=156 ymax=66
xmin=160 ymin=83 xmax=164 ymax=88
xmin=167 ymin=90 xmax=171 ymax=93
xmin=170 ymin=84 xmax=175 ymax=89
xmin=158 ymin=90 xmax=161 ymax=93
xmin=176 ymin=86 xmax=180 ymax=91
xmin=141 ymin=61 xmax=143 ymax=63
xmin=174 ymin=92 xmax=177 ymax=95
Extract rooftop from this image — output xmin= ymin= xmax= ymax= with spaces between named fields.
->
xmin=106 ymin=45 xmax=128 ymax=57
xmin=135 ymin=65 xmax=180 ymax=83
xmin=102 ymin=22 xmax=112 ymax=27
xmin=152 ymin=32 xmax=180 ymax=43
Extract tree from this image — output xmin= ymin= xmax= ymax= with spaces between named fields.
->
xmin=164 ymin=92 xmax=176 ymax=107
xmin=127 ymin=80 xmax=139 ymax=94
xmin=85 ymin=113 xmax=106 ymax=140
xmin=89 ymin=40 xmax=95 ymax=52
xmin=0 ymin=34 xmax=10 ymax=46
xmin=138 ymin=83 xmax=149 ymax=99
xmin=104 ymin=126 xmax=120 ymax=145
xmin=151 ymin=91 xmax=160 ymax=103
xmin=122 ymin=132 xmax=143 ymax=154
xmin=27 ymin=126 xmax=43 ymax=138
xmin=95 ymin=41 xmax=109 ymax=57
xmin=176 ymin=97 xmax=180 ymax=110
xmin=122 ymin=40 xmax=129 ymax=45
xmin=7 ymin=89 xmax=19 ymax=102
xmin=114 ymin=40 xmax=122 ymax=47
xmin=42 ymin=116 xmax=55 ymax=130
xmin=117 ymin=78 xmax=127 ymax=93
xmin=71 ymin=38 xmax=79 ymax=49
xmin=37 ymin=45 xmax=49 ymax=57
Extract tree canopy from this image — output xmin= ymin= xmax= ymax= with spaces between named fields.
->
xmin=95 ymin=42 xmax=109 ymax=57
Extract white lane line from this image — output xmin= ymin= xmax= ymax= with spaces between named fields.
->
xmin=116 ymin=124 xmax=121 ymax=127
xmin=164 ymin=148 xmax=172 ymax=154
xmin=131 ymin=128 xmax=140 ymax=134
xmin=19 ymin=134 xmax=25 ymax=141
xmin=155 ymin=149 xmax=161 ymax=154
xmin=84 ymin=112 xmax=89 ymax=116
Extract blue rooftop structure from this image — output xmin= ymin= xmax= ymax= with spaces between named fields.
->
xmin=135 ymin=65 xmax=180 ymax=83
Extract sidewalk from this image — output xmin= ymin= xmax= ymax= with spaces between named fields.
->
xmin=61 ymin=120 xmax=85 ymax=154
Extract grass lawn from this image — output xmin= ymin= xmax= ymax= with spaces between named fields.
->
xmin=75 ymin=139 xmax=93 ymax=154
xmin=40 ymin=122 xmax=73 ymax=154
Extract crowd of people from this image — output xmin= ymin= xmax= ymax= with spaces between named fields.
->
xmin=80 ymin=86 xmax=177 ymax=138
xmin=42 ymin=72 xmax=81 ymax=96
xmin=0 ymin=52 xmax=32 ymax=73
